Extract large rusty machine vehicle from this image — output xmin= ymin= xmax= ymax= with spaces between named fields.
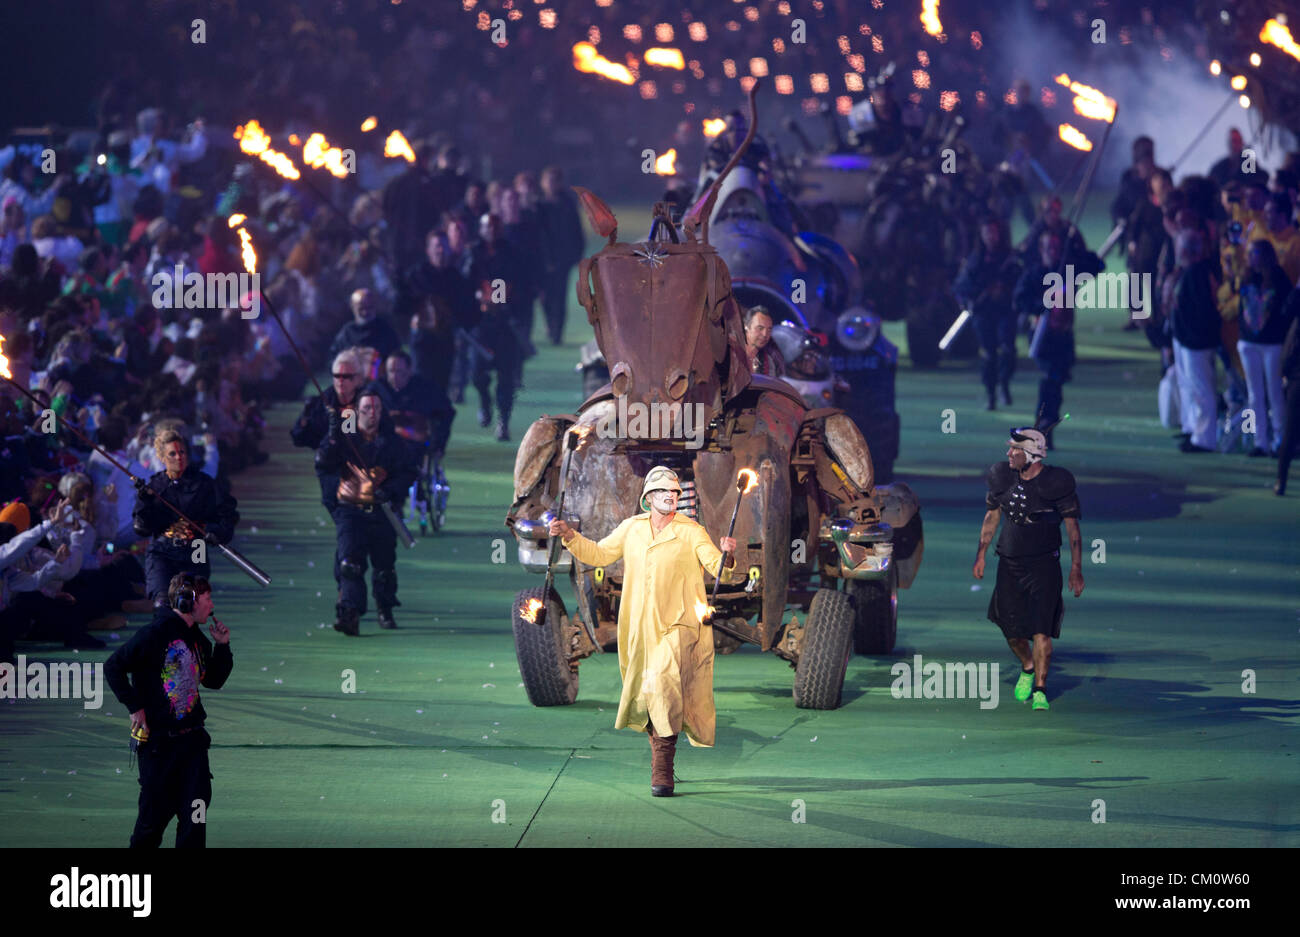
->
xmin=505 ymin=89 xmax=923 ymax=711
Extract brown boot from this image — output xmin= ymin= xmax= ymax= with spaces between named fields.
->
xmin=648 ymin=724 xmax=677 ymax=797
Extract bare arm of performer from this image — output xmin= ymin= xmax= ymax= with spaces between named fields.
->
xmin=1064 ymin=516 xmax=1084 ymax=597
xmin=973 ymin=507 xmax=1000 ymax=579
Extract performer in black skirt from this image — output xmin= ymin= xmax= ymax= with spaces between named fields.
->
xmin=972 ymin=427 xmax=1084 ymax=711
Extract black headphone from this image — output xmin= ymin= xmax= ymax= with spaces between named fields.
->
xmin=172 ymin=574 xmax=197 ymax=614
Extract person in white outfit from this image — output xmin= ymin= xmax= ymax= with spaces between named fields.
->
xmin=1235 ymin=240 xmax=1296 ymax=456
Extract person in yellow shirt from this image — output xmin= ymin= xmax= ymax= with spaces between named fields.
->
xmin=549 ymin=465 xmax=738 ymax=797
xmin=1262 ymin=191 xmax=1300 ymax=286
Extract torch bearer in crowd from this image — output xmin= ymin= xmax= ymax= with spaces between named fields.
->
xmin=0 ymin=336 xmax=272 ymax=587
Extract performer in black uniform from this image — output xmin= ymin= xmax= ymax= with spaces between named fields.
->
xmin=104 ymin=572 xmax=232 ymax=848
xmin=290 ymin=348 xmax=370 ymax=511
xmin=317 ymin=387 xmax=417 ymax=635
xmin=132 ymin=429 xmax=239 ymax=604
xmin=972 ymin=427 xmax=1084 ymax=711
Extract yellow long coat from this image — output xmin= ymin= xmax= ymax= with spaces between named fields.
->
xmin=564 ymin=512 xmax=737 ymax=747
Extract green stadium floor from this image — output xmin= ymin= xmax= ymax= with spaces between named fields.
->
xmin=1 ymin=202 xmax=1296 ymax=848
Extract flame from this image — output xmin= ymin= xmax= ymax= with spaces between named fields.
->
xmin=0 ymin=335 xmax=10 ymax=381
xmin=1261 ymin=18 xmax=1300 ymax=62
xmin=702 ymin=117 xmax=727 ymax=137
xmin=1054 ymin=73 xmax=1116 ymax=123
xmin=572 ymin=41 xmax=636 ymax=84
xmin=259 ymin=149 xmax=302 ymax=180
xmin=644 ymin=47 xmax=685 ymax=69
xmin=519 ymin=598 xmax=544 ymax=623
xmin=1230 ymin=75 xmax=1247 ymax=91
xmin=654 ymin=149 xmax=678 ymax=175
xmin=234 ymin=120 xmax=270 ymax=155
xmin=303 ymin=132 xmax=350 ymax=178
xmin=227 ymin=213 xmax=246 ymax=228
xmin=237 ymin=227 xmax=257 ymax=275
xmin=737 ymin=468 xmax=759 ymax=494
xmin=384 ymin=130 xmax=416 ymax=163
xmin=360 ymin=116 xmax=378 ymax=132
xmin=694 ymin=600 xmax=715 ymax=621
xmin=1058 ymin=123 xmax=1094 ymax=152
xmin=234 ymin=120 xmax=302 ymax=179
xmin=288 ymin=133 xmax=301 ymax=146
xmin=920 ymin=0 xmax=942 ymax=37
xmin=568 ymin=424 xmax=593 ymax=446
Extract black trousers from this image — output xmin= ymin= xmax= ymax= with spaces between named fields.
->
xmin=145 ymin=544 xmax=211 ymax=604
xmin=332 ymin=504 xmax=398 ymax=614
xmin=541 ymin=266 xmax=571 ymax=345
xmin=974 ymin=311 xmax=1018 ymax=392
xmin=1278 ymin=379 xmax=1300 ymax=489
xmin=130 ymin=729 xmax=212 ymax=848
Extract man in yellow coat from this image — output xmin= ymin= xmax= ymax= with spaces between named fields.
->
xmin=549 ymin=465 xmax=738 ymax=796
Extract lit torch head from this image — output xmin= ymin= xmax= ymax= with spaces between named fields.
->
xmin=385 ymin=130 xmax=416 ymax=163
xmin=520 ymin=598 xmax=544 ymax=623
xmin=702 ymin=118 xmax=727 ymax=137
xmin=0 ymin=335 xmax=10 ymax=380
xmin=237 ymin=228 xmax=257 ymax=275
xmin=361 ymin=116 xmax=378 ymax=132
xmin=566 ymin=424 xmax=593 ymax=451
xmin=227 ymin=213 xmax=247 ymax=228
xmin=736 ymin=468 xmax=759 ymax=494
xmin=694 ymin=599 xmax=715 ymax=622
xmin=654 ymin=149 xmax=678 ymax=175
xmin=1058 ymin=123 xmax=1093 ymax=152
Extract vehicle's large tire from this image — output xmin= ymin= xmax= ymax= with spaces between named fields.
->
xmin=848 ymin=566 xmax=897 ymax=655
xmin=512 ymin=586 xmax=578 ymax=706
xmin=793 ymin=588 xmax=855 ymax=710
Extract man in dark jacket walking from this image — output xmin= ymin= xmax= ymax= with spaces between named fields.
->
xmin=317 ymin=388 xmax=417 ymax=634
xmin=538 ymin=167 xmax=585 ymax=345
xmin=956 ymin=217 xmax=1023 ymax=410
xmin=104 ymin=572 xmax=232 ymax=847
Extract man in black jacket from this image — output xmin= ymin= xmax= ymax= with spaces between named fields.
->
xmin=290 ymin=348 xmax=367 ymax=510
xmin=538 ymin=167 xmax=585 ymax=346
xmin=955 ymin=218 xmax=1023 ymax=410
xmin=104 ymin=572 xmax=232 ymax=847
xmin=317 ymin=388 xmax=417 ymax=634
xmin=326 ymin=288 xmax=400 ymax=364
xmin=133 ymin=429 xmax=239 ymax=604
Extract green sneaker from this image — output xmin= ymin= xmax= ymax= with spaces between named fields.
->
xmin=1014 ymin=670 xmax=1035 ymax=702
xmin=1031 ymin=690 xmax=1050 ymax=711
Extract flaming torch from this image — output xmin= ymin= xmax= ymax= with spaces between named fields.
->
xmin=711 ymin=468 xmax=759 ymax=603
xmin=920 ymin=0 xmax=943 ymax=37
xmin=0 ymin=336 xmax=271 ymax=587
xmin=384 ymin=130 xmax=416 ymax=163
xmin=536 ymin=424 xmax=593 ymax=626
xmin=1058 ymin=123 xmax=1094 ymax=152
xmin=1261 ymin=18 xmax=1300 ymax=62
xmin=519 ymin=597 xmax=544 ymax=624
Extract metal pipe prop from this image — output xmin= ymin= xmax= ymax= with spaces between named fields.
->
xmin=0 ymin=362 xmax=271 ymax=587
xmin=938 ymin=309 xmax=972 ymax=351
xmin=538 ymin=426 xmax=587 ymax=626
xmin=710 ymin=468 xmax=759 ymax=604
xmin=1171 ymin=93 xmax=1237 ymax=171
xmin=1097 ymin=219 xmax=1126 ymax=259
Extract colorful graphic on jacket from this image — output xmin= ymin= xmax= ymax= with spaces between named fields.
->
xmin=161 ymin=638 xmax=202 ymax=721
